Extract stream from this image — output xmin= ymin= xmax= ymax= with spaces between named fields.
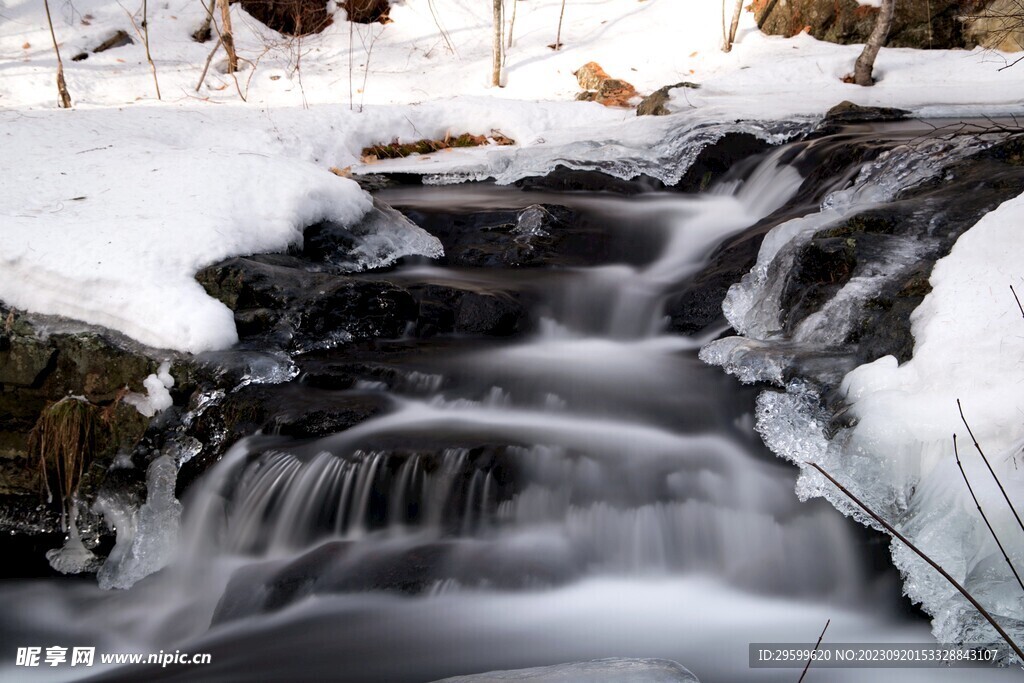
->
xmin=2 ymin=124 xmax=1022 ymax=682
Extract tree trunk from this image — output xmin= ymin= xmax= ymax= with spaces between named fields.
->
xmin=43 ymin=0 xmax=72 ymax=108
xmin=554 ymin=0 xmax=566 ymax=50
xmin=217 ymin=0 xmax=238 ymax=74
xmin=854 ymin=0 xmax=896 ymax=86
xmin=491 ymin=0 xmax=502 ymax=86
xmin=722 ymin=0 xmax=743 ymax=52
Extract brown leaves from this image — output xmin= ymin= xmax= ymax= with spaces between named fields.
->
xmin=360 ymin=131 xmax=515 ymax=161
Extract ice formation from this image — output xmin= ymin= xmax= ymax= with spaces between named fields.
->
xmin=96 ymin=454 xmax=183 ymax=590
xmin=703 ymin=138 xmax=1024 ymax=654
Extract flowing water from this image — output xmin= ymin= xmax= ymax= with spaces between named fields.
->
xmin=2 ymin=133 xmax=1020 ymax=682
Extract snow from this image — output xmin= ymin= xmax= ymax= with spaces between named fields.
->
xmin=3 ymin=0 xmax=1024 ymax=351
xmin=124 ymin=360 xmax=175 ymax=417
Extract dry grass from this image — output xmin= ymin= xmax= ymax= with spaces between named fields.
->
xmin=361 ymin=131 xmax=515 ymax=161
xmin=31 ymin=397 xmax=100 ymax=505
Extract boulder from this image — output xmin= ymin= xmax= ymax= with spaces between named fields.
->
xmin=753 ymin=0 xmax=980 ymax=49
xmin=636 ymin=82 xmax=700 ymax=117
xmin=964 ymin=0 xmax=1024 ymax=52
xmin=573 ymin=62 xmax=638 ymax=108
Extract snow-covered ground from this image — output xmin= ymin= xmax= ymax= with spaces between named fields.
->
xmin=4 ymin=0 xmax=1024 ymax=351
xmin=5 ymin=0 xmax=1024 ymax=657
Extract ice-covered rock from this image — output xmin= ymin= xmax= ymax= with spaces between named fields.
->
xmin=431 ymin=658 xmax=700 ymax=682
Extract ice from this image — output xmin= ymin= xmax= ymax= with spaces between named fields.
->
xmin=432 ymin=658 xmax=701 ymax=682
xmin=740 ymin=193 xmax=1024 ymax=655
xmin=721 ymin=136 xmax=990 ymax=342
xmin=96 ymin=454 xmax=182 ymax=590
xmin=46 ymin=501 xmax=102 ymax=575
xmin=334 ymin=199 xmax=444 ymax=272
xmin=124 ymin=361 xmax=175 ymax=418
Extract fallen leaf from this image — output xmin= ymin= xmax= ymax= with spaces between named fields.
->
xmin=21 ymin=42 xmax=30 ymax=49
xmin=329 ymin=166 xmax=351 ymax=177
xmin=689 ymin=51 xmax=698 ymax=57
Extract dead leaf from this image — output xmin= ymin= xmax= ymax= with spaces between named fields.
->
xmin=689 ymin=51 xmax=698 ymax=57
xmin=21 ymin=42 xmax=30 ymax=49
xmin=329 ymin=166 xmax=352 ymax=177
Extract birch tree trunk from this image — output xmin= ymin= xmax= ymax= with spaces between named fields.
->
xmin=722 ymin=0 xmax=743 ymax=52
xmin=217 ymin=0 xmax=238 ymax=74
xmin=854 ymin=0 xmax=896 ymax=86
xmin=491 ymin=0 xmax=503 ymax=86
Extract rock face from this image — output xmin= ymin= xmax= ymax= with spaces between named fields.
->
xmin=753 ymin=0 xmax=983 ymax=49
xmin=965 ymin=0 xmax=1024 ymax=51
xmin=239 ymin=0 xmax=333 ymax=36
xmin=0 ymin=308 xmax=160 ymax=499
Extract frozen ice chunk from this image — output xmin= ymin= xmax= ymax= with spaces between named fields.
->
xmin=97 ymin=455 xmax=182 ymax=590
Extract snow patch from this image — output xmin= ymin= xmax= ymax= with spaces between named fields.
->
xmin=124 ymin=361 xmax=175 ymax=418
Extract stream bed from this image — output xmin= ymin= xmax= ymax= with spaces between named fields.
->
xmin=2 ymin=121 xmax=1023 ymax=682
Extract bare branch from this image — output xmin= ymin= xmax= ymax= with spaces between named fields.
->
xmin=808 ymin=461 xmax=1024 ymax=661
xmin=954 ymin=434 xmax=1024 ymax=593
xmin=958 ymin=399 xmax=1024 ymax=536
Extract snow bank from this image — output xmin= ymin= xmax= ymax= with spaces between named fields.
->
xmin=832 ymin=194 xmax=1024 ymax=647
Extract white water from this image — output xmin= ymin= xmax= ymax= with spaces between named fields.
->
xmin=1 ymin=142 xmax=1017 ymax=682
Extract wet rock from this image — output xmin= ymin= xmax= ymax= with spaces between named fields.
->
xmin=754 ymin=0 xmax=978 ymax=49
xmin=195 ymin=255 xmax=417 ymax=349
xmin=400 ymin=204 xmax=587 ymax=268
xmin=818 ymin=101 xmax=911 ymax=133
xmin=213 ymin=534 xmax=577 ymax=624
xmin=778 ymin=134 xmax=1024 ymax=364
xmin=515 ymin=166 xmax=666 ymax=194
xmin=673 ymin=133 xmax=775 ymax=193
xmin=408 ymin=284 xmax=527 ymax=337
xmin=779 ymin=236 xmax=859 ymax=331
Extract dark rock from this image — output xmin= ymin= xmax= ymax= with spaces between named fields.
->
xmin=816 ymin=101 xmax=911 ymax=134
xmin=515 ymin=166 xmax=666 ymax=194
xmin=754 ymin=0 xmax=978 ymax=49
xmin=780 ymin=237 xmax=859 ymax=331
xmin=673 ymin=132 xmax=775 ymax=193
xmin=340 ymin=0 xmax=390 ymax=24
xmin=301 ymin=198 xmax=432 ymax=272
xmin=636 ymin=81 xmax=700 ymax=117
xmin=239 ymin=0 xmax=333 ymax=36
xmin=400 ymin=204 xmax=580 ymax=268
xmin=195 ymin=255 xmax=417 ymax=349
xmin=406 ymin=284 xmax=527 ymax=337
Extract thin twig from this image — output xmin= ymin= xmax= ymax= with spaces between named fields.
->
xmin=954 ymin=434 xmax=1024 ymax=593
xmin=506 ymin=0 xmax=517 ymax=50
xmin=958 ymin=399 xmax=1024 ymax=535
xmin=196 ymin=36 xmax=222 ymax=91
xmin=797 ymin=618 xmax=830 ymax=683
xmin=43 ymin=0 xmax=72 ymax=108
xmin=1011 ymin=285 xmax=1024 ymax=320
xmin=142 ymin=0 xmax=160 ymax=99
xmin=807 ymin=461 xmax=1024 ymax=661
